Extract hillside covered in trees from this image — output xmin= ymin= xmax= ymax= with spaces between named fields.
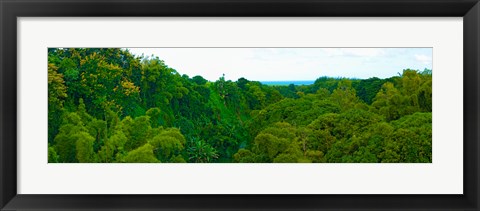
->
xmin=48 ymin=48 xmax=432 ymax=163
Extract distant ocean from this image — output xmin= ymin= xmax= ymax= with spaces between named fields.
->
xmin=260 ymin=81 xmax=315 ymax=86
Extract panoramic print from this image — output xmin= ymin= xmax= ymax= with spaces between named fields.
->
xmin=48 ymin=48 xmax=432 ymax=163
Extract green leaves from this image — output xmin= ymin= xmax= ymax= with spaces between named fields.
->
xmin=150 ymin=128 xmax=186 ymax=162
xmin=123 ymin=116 xmax=151 ymax=151
xmin=97 ymin=130 xmax=127 ymax=163
xmin=48 ymin=63 xmax=68 ymax=143
xmin=54 ymin=112 xmax=89 ymax=163
xmin=75 ymin=132 xmax=97 ymax=163
xmin=187 ymin=139 xmax=218 ymax=163
xmin=48 ymin=48 xmax=431 ymax=163
xmin=48 ymin=147 xmax=59 ymax=163
xmin=123 ymin=144 xmax=159 ymax=163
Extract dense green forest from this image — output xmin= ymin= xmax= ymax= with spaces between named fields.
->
xmin=48 ymin=48 xmax=432 ymax=163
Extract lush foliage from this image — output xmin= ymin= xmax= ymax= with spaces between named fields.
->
xmin=48 ymin=48 xmax=432 ymax=163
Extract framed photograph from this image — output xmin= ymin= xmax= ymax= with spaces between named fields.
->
xmin=1 ymin=0 xmax=479 ymax=210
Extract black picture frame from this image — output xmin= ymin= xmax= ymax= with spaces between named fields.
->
xmin=1 ymin=0 xmax=479 ymax=210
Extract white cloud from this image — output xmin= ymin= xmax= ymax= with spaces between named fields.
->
xmin=414 ymin=54 xmax=432 ymax=65
xmin=323 ymin=48 xmax=385 ymax=57
xmin=127 ymin=48 xmax=431 ymax=81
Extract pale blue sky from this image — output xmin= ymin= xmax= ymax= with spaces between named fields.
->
xmin=127 ymin=48 xmax=432 ymax=81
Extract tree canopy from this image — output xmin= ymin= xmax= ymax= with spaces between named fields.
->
xmin=48 ymin=48 xmax=432 ymax=163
